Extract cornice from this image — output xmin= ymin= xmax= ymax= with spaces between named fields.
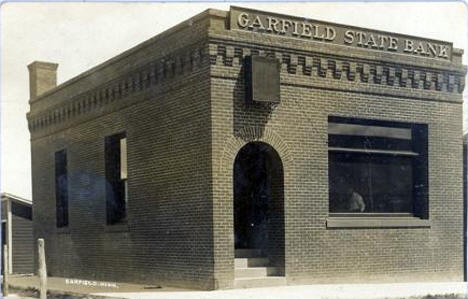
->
xmin=27 ymin=43 xmax=209 ymax=133
xmin=208 ymin=41 xmax=466 ymax=99
xmin=28 ymin=38 xmax=466 ymax=134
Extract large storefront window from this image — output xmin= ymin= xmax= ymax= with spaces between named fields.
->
xmin=328 ymin=116 xmax=428 ymax=217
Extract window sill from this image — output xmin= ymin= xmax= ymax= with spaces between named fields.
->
xmin=56 ymin=226 xmax=70 ymax=234
xmin=104 ymin=222 xmax=129 ymax=233
xmin=326 ymin=216 xmax=431 ymax=228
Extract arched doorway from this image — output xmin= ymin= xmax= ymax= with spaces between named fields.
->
xmin=233 ymin=141 xmax=285 ymax=272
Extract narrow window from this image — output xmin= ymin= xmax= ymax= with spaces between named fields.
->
xmin=105 ymin=133 xmax=127 ymax=225
xmin=55 ymin=149 xmax=68 ymax=227
xmin=328 ymin=116 xmax=428 ymax=217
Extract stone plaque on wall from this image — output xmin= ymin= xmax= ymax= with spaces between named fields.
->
xmin=245 ymin=55 xmax=281 ymax=104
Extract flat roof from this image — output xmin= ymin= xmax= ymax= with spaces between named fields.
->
xmin=1 ymin=192 xmax=32 ymax=206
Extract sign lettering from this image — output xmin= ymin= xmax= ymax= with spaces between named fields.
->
xmin=230 ymin=7 xmax=452 ymax=60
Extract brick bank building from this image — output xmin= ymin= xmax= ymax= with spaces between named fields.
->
xmin=28 ymin=7 xmax=466 ymax=289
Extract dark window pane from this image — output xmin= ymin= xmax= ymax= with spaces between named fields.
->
xmin=55 ymin=149 xmax=68 ymax=227
xmin=105 ymin=132 xmax=127 ymax=225
xmin=369 ymin=156 xmax=413 ymax=213
xmin=329 ymin=153 xmax=370 ymax=213
xmin=329 ymin=152 xmax=413 ymax=213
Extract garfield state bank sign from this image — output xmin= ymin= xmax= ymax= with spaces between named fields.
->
xmin=229 ymin=7 xmax=452 ymax=61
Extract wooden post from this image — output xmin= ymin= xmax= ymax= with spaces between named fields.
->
xmin=3 ymin=244 xmax=8 ymax=296
xmin=38 ymin=238 xmax=47 ymax=299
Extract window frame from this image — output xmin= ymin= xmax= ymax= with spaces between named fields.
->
xmin=326 ymin=116 xmax=430 ymax=228
xmin=104 ymin=132 xmax=128 ymax=228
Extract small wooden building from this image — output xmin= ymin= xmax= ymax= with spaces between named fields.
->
xmin=1 ymin=193 xmax=33 ymax=274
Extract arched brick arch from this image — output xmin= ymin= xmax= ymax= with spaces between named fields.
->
xmin=218 ymin=126 xmax=293 ymax=174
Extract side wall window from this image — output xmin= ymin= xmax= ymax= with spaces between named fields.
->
xmin=328 ymin=116 xmax=428 ymax=218
xmin=105 ymin=133 xmax=127 ymax=225
xmin=55 ymin=149 xmax=69 ymax=227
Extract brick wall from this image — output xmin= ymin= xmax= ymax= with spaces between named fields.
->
xmin=209 ymin=19 xmax=465 ymax=287
xmin=30 ymin=11 xmax=217 ymax=290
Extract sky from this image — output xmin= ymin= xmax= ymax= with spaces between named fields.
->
xmin=1 ymin=2 xmax=467 ymax=200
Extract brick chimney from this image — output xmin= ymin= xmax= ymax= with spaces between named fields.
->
xmin=27 ymin=61 xmax=58 ymax=100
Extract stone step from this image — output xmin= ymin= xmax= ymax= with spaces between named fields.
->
xmin=234 ymin=257 xmax=269 ymax=268
xmin=234 ymin=276 xmax=287 ymax=289
xmin=235 ymin=267 xmax=279 ymax=278
xmin=234 ymin=249 xmax=263 ymax=258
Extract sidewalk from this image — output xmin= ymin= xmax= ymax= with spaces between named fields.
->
xmin=94 ymin=282 xmax=467 ymax=299
xmin=7 ymin=274 xmax=180 ymax=298
xmin=7 ymin=274 xmax=468 ymax=299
